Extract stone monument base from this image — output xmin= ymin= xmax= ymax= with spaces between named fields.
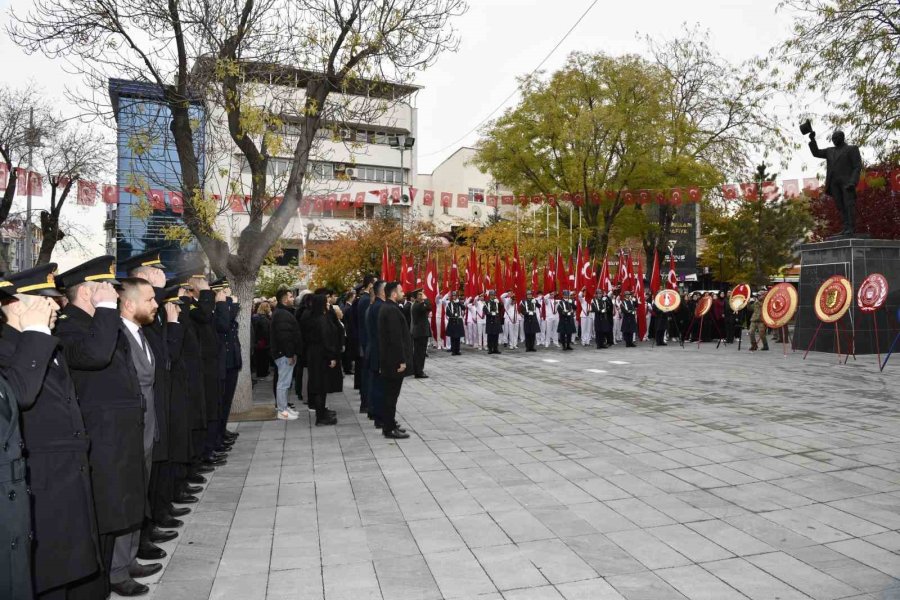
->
xmin=794 ymin=238 xmax=900 ymax=355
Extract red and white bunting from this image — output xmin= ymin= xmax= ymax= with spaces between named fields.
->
xmin=457 ymin=193 xmax=468 ymax=208
xmin=76 ymin=180 xmax=97 ymax=206
xmin=422 ymin=190 xmax=434 ymax=206
xmin=169 ymin=191 xmax=184 ymax=214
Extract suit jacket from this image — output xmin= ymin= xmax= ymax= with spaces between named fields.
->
xmin=365 ymin=298 xmax=384 ymax=373
xmin=55 ymin=305 xmax=146 ymax=534
xmin=189 ymin=291 xmax=227 ymax=421
xmin=178 ymin=303 xmax=208 ymax=429
xmin=410 ymin=300 xmax=432 ymax=339
xmin=357 ymin=292 xmax=372 ymax=354
xmin=378 ymin=300 xmax=413 ymax=380
xmin=809 ymin=139 xmax=862 ymax=193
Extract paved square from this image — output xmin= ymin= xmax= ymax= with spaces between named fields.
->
xmin=139 ymin=343 xmax=900 ymax=599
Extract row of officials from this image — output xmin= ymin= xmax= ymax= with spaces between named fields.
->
xmin=0 ymin=249 xmax=242 ymax=599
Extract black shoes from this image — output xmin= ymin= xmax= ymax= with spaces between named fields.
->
xmin=192 ymin=465 xmax=214 ymax=475
xmin=156 ymin=516 xmax=183 ymax=529
xmin=129 ymin=562 xmax=162 ymax=579
xmin=415 ymin=373 xmax=429 ymax=379
xmin=383 ymin=428 xmax=410 ymax=439
xmin=183 ymin=484 xmax=203 ymax=494
xmin=374 ymin=420 xmax=384 ymax=429
xmin=315 ymin=415 xmax=337 ymax=426
xmin=148 ymin=527 xmax=178 ymax=544
xmin=174 ymin=494 xmax=199 ymax=504
xmin=168 ymin=506 xmax=191 ymax=517
xmin=137 ymin=541 xmax=166 ymax=560
xmin=200 ymin=455 xmax=227 ymax=466
xmin=626 ymin=343 xmax=636 ymax=347
xmin=110 ymin=578 xmax=149 ymax=596
xmin=359 ymin=403 xmax=368 ymax=414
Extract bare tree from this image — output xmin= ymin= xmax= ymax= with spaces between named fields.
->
xmin=10 ymin=0 xmax=466 ymax=413
xmin=35 ymin=125 xmax=111 ymax=265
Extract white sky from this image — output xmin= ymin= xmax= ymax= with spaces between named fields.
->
xmin=0 ymin=0 xmax=832 ymax=270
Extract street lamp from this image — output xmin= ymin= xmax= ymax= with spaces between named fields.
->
xmin=389 ymin=135 xmax=415 ymax=245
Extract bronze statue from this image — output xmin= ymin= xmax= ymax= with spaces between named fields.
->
xmin=802 ymin=120 xmax=863 ymax=236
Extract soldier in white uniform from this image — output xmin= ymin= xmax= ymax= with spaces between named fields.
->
xmin=578 ymin=289 xmax=593 ymax=347
xmin=500 ymin=292 xmax=520 ymax=350
xmin=612 ymin=290 xmax=623 ymax=343
xmin=543 ymin=292 xmax=559 ymax=348
xmin=465 ymin=295 xmax=485 ymax=350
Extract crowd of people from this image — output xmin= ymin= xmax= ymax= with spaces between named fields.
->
xmin=0 ymin=250 xmax=241 ymax=599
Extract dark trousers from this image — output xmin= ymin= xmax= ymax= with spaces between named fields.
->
xmin=450 ymin=336 xmax=461 ymax=355
xmin=525 ymin=333 xmax=536 ymax=351
xmin=559 ymin=333 xmax=572 ymax=348
xmin=341 ymin=345 xmax=353 ymax=374
xmin=487 ymin=334 xmax=500 ymax=353
xmin=413 ymin=337 xmax=428 ymax=375
xmin=655 ymin=316 xmax=669 ymax=345
xmin=367 ymin=370 xmax=384 ymax=420
xmin=353 ymin=357 xmax=363 ymax=390
xmin=66 ymin=531 xmax=116 ymax=599
xmin=624 ymin=331 xmax=635 ymax=345
xmin=382 ymin=377 xmax=403 ymax=433
xmin=294 ymin=361 xmax=305 ymax=402
xmin=254 ymin=348 xmax=270 ymax=377
xmin=148 ymin=461 xmax=169 ymax=522
xmin=594 ymin=320 xmax=607 ymax=348
xmin=218 ymin=369 xmax=239 ymax=445
xmin=310 ymin=393 xmax=328 ymax=419
xmin=203 ymin=418 xmax=219 ymax=457
xmin=832 ymin=184 xmax=856 ymax=231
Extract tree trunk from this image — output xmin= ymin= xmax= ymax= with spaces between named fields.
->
xmin=229 ymin=274 xmax=256 ymax=415
xmin=36 ymin=210 xmax=61 ymax=266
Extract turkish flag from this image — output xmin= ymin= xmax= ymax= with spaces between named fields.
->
xmin=390 ymin=187 xmax=400 ymax=203
xmin=314 ymin=196 xmax=325 ymax=212
xmin=15 ymin=168 xmax=27 ymax=195
xmin=516 ymin=194 xmax=527 ymax=206
xmin=667 ymin=253 xmax=678 ymax=290
xmin=531 ymin=194 xmax=543 ymax=205
xmin=782 ymin=179 xmax=800 ymax=199
xmin=599 ymin=254 xmax=611 ymax=295
xmin=424 ymin=252 xmax=437 ymax=303
xmin=655 ymin=190 xmax=666 ymax=205
xmin=0 ymin=163 xmax=7 ymax=190
xmin=76 ymin=180 xmax=97 ymax=206
xmin=457 ymin=193 xmax=469 ymax=208
xmin=450 ymin=249 xmax=460 ymax=291
xmin=339 ymin=193 xmax=351 ymax=209
xmin=722 ymin=184 xmax=738 ymax=200
xmin=353 ymin=192 xmax=365 ymax=208
xmin=573 ymin=193 xmax=584 ymax=207
xmin=149 ymin=189 xmax=166 ymax=210
xmin=440 ymin=192 xmax=452 ymax=207
xmin=761 ymin=181 xmax=779 ymax=201
xmin=501 ymin=195 xmax=514 ymax=205
xmin=802 ymin=178 xmax=821 ymax=197
xmin=668 ymin=188 xmax=683 ymax=206
xmin=408 ymin=187 xmax=418 ymax=202
xmin=649 ymin=249 xmax=661 ymax=295
xmin=590 ymin=192 xmax=601 ymax=205
xmin=686 ymin=186 xmax=702 ymax=203
xmin=326 ymin=194 xmax=337 ymax=211
xmin=486 ymin=195 xmax=498 ymax=207
xmin=423 ymin=190 xmax=434 ymax=206
xmin=379 ymin=190 xmax=388 ymax=205
xmin=27 ymin=171 xmax=42 ymax=196
xmin=544 ymin=253 xmax=555 ymax=294
xmin=228 ymin=195 xmax=245 ymax=212
xmin=635 ymin=190 xmax=649 ymax=205
xmin=299 ymin=198 xmax=312 ymax=215
xmin=102 ymin=184 xmax=119 ymax=204
xmin=547 ymin=194 xmax=557 ymax=207
xmin=622 ymin=191 xmax=634 ymax=205
xmin=169 ymin=191 xmax=184 ymax=213
xmin=636 ymin=257 xmax=647 ymax=341
xmin=889 ymin=170 xmax=900 ymax=193
xmin=739 ymin=182 xmax=758 ymax=201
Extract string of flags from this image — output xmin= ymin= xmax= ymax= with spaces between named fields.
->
xmin=4 ymin=163 xmax=899 ymax=213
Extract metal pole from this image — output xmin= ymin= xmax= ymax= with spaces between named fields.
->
xmin=546 ymin=205 xmax=549 ymax=239
xmin=578 ymin=208 xmax=582 ymax=247
xmin=516 ymin=205 xmax=520 ymax=244
xmin=399 ymin=147 xmax=404 ymax=248
xmin=24 ymin=107 xmax=34 ymax=269
xmin=556 ymin=206 xmax=559 ymax=241
xmin=569 ymin=205 xmax=573 ymax=255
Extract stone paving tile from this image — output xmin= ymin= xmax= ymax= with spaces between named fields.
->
xmin=141 ymin=346 xmax=900 ymax=599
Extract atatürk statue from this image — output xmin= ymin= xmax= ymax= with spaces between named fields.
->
xmin=803 ymin=121 xmax=863 ymax=235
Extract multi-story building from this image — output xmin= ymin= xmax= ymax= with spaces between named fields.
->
xmin=0 ymin=219 xmax=42 ymax=272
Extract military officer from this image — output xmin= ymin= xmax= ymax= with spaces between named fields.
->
xmin=0 ymin=263 xmax=101 ymax=599
xmin=518 ymin=290 xmax=541 ymax=352
xmin=557 ymin=290 xmax=577 ymax=350
xmin=443 ymin=290 xmax=465 ymax=356
xmin=0 ymin=280 xmax=59 ymax=600
xmin=484 ymin=290 xmax=504 ymax=354
xmin=621 ymin=290 xmax=638 ymax=347
xmin=590 ymin=290 xmax=610 ymax=349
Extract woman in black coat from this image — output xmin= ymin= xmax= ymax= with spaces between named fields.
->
xmin=252 ymin=302 xmax=272 ymax=378
xmin=300 ymin=295 xmax=339 ymax=426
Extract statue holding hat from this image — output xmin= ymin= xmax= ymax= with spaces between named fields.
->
xmin=802 ymin=120 xmax=863 ymax=236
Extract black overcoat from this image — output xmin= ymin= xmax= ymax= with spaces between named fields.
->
xmin=378 ymin=301 xmax=414 ymax=380
xmin=484 ymin=299 xmax=504 ymax=335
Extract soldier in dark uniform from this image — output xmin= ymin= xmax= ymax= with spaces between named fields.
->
xmin=0 ymin=264 xmax=101 ymax=599
xmin=518 ymin=290 xmax=541 ymax=352
xmin=0 ymin=280 xmax=59 ymax=600
xmin=409 ymin=289 xmax=431 ymax=378
xmin=652 ymin=300 xmax=669 ymax=346
xmin=590 ymin=291 xmax=610 ymax=349
xmin=444 ymin=290 xmax=465 ymax=356
xmin=621 ymin=290 xmax=638 ymax=347
xmin=557 ymin=290 xmax=577 ymax=350
xmin=211 ymin=277 xmax=240 ymax=453
xmin=484 ymin=290 xmax=503 ymax=354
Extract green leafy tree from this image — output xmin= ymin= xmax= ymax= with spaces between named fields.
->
xmin=700 ymin=165 xmax=812 ymax=287
xmin=776 ymin=0 xmax=899 ymax=159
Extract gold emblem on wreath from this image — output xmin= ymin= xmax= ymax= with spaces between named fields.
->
xmin=813 ymin=276 xmax=852 ymax=323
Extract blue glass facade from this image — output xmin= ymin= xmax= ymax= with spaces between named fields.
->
xmin=109 ymin=79 xmax=204 ymax=272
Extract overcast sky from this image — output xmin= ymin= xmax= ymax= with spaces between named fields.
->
xmin=0 ymin=0 xmax=829 ymax=269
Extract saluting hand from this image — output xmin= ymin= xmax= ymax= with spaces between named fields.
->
xmin=397 ymin=363 xmax=406 ymax=373
xmin=91 ymin=282 xmax=119 ymax=306
xmin=215 ymin=290 xmax=227 ymax=303
xmin=164 ymin=302 xmax=180 ymax=323
xmin=19 ymin=296 xmax=56 ymax=330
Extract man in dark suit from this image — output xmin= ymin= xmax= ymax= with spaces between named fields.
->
xmin=409 ymin=289 xmax=431 ymax=378
xmin=355 ymin=276 xmax=375 ymax=414
xmin=365 ymin=281 xmax=386 ymax=426
xmin=808 ymin=129 xmax=863 ymax=235
xmin=378 ymin=282 xmax=413 ymax=440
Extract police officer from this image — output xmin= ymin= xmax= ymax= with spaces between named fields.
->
xmin=557 ymin=290 xmax=577 ymax=350
xmin=0 ymin=279 xmax=59 ymax=600
xmin=484 ymin=290 xmax=503 ymax=354
xmin=443 ymin=290 xmax=465 ymax=356
xmin=0 ymin=263 xmax=101 ymax=599
xmin=518 ymin=290 xmax=541 ymax=352
xmin=621 ymin=290 xmax=638 ymax=347
xmin=590 ymin=291 xmax=610 ymax=349
xmin=211 ymin=277 xmax=241 ymax=453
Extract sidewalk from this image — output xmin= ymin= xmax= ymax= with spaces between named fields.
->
xmin=138 ymin=342 xmax=900 ymax=599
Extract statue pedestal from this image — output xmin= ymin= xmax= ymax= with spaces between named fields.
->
xmin=794 ymin=238 xmax=900 ymax=355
